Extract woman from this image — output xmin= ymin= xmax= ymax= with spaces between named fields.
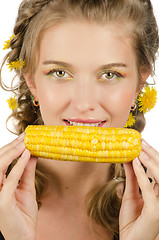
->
xmin=0 ymin=0 xmax=159 ymax=239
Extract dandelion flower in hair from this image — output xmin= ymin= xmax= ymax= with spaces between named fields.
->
xmin=7 ymin=96 xmax=19 ymax=111
xmin=7 ymin=59 xmax=25 ymax=71
xmin=138 ymin=86 xmax=157 ymax=113
xmin=124 ymin=112 xmax=135 ymax=128
xmin=3 ymin=35 xmax=15 ymax=50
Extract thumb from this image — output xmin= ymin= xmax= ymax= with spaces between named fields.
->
xmin=123 ymin=160 xmax=140 ymax=199
xmin=19 ymin=156 xmax=38 ymax=194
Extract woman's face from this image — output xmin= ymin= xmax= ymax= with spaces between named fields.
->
xmin=30 ymin=21 xmax=140 ymax=127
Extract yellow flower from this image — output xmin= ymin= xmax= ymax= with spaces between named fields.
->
xmin=6 ymin=96 xmax=19 ymax=110
xmin=124 ymin=112 xmax=135 ymax=128
xmin=138 ymin=86 xmax=157 ymax=113
xmin=3 ymin=35 xmax=15 ymax=50
xmin=7 ymin=59 xmax=25 ymax=71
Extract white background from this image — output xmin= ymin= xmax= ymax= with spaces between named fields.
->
xmin=0 ymin=0 xmax=159 ymax=149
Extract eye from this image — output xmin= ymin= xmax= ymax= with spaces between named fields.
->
xmin=46 ymin=69 xmax=73 ymax=80
xmin=55 ymin=70 xmax=67 ymax=78
xmin=103 ymin=72 xmax=116 ymax=79
xmin=98 ymin=70 xmax=124 ymax=82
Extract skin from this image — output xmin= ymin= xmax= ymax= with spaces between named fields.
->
xmin=0 ymin=21 xmax=159 ymax=240
xmin=31 ymin=22 xmax=139 ymax=128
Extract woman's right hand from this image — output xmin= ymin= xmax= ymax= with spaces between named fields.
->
xmin=0 ymin=134 xmax=38 ymax=240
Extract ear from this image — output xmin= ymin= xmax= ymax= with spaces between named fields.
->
xmin=24 ymin=74 xmax=38 ymax=99
xmin=133 ymin=69 xmax=151 ymax=103
xmin=138 ymin=68 xmax=151 ymax=92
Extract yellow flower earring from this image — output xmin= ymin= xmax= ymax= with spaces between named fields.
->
xmin=124 ymin=102 xmax=136 ymax=128
xmin=3 ymin=35 xmax=15 ymax=50
xmin=7 ymin=96 xmax=19 ymax=111
xmin=137 ymin=85 xmax=157 ymax=113
xmin=3 ymin=35 xmax=25 ymax=71
xmin=7 ymin=59 xmax=25 ymax=71
xmin=4 ymin=35 xmax=26 ymax=111
xmin=125 ymin=85 xmax=157 ymax=128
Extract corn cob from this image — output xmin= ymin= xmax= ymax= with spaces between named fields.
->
xmin=24 ymin=125 xmax=142 ymax=163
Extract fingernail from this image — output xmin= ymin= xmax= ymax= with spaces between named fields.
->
xmin=21 ymin=149 xmax=30 ymax=158
xmin=140 ymin=150 xmax=150 ymax=160
xmin=142 ymin=139 xmax=151 ymax=148
xmin=17 ymin=132 xmax=25 ymax=142
xmin=135 ymin=157 xmax=141 ymax=167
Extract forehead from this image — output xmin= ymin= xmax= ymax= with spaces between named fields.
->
xmin=38 ymin=21 xmax=136 ymax=69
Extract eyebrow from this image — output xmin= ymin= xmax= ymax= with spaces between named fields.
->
xmin=43 ymin=60 xmax=73 ymax=68
xmin=43 ymin=60 xmax=128 ymax=70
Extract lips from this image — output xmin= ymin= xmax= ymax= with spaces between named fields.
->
xmin=63 ymin=119 xmax=106 ymax=127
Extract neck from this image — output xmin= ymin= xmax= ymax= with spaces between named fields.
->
xmin=38 ymin=159 xmax=112 ymax=200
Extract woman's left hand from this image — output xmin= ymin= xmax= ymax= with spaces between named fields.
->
xmin=119 ymin=139 xmax=159 ymax=240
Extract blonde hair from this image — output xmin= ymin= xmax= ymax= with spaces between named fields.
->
xmin=1 ymin=0 xmax=159 ymax=238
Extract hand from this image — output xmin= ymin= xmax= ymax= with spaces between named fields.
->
xmin=119 ymin=140 xmax=159 ymax=240
xmin=0 ymin=134 xmax=38 ymax=240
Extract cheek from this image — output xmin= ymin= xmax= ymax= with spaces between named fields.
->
xmin=101 ymin=87 xmax=136 ymax=126
xmin=103 ymin=88 xmax=134 ymax=111
xmin=36 ymin=82 xmax=71 ymax=123
xmin=118 ymin=90 xmax=135 ymax=110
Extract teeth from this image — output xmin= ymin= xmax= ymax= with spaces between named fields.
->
xmin=68 ymin=121 xmax=102 ymax=127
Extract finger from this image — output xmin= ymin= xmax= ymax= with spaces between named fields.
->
xmin=141 ymin=139 xmax=159 ymax=165
xmin=0 ymin=133 xmax=25 ymax=156
xmin=0 ymin=134 xmax=25 ymax=172
xmin=139 ymin=139 xmax=159 ymax=182
xmin=19 ymin=156 xmax=38 ymax=194
xmin=123 ymin=161 xmax=141 ymax=199
xmin=2 ymin=149 xmax=31 ymax=196
xmin=142 ymin=139 xmax=158 ymax=160
xmin=132 ymin=158 xmax=157 ymax=205
xmin=0 ymin=172 xmax=3 ymax=191
xmin=153 ymin=183 xmax=159 ymax=198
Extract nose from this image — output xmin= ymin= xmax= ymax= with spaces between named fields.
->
xmin=71 ymin=77 xmax=97 ymax=113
